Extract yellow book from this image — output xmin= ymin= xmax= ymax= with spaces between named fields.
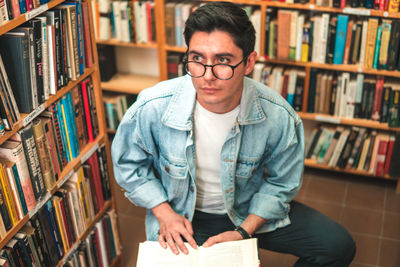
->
xmin=363 ymin=18 xmax=378 ymax=69
xmin=76 ymin=167 xmax=90 ymax=226
xmin=357 ymin=136 xmax=371 ymax=171
xmin=388 ymin=0 xmax=400 ymax=12
xmin=0 ymin=164 xmax=18 ymax=225
xmin=379 ymin=20 xmax=391 ymax=68
xmin=52 ymin=196 xmax=69 ymax=253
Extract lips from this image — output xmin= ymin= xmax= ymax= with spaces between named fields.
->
xmin=201 ymin=87 xmax=219 ymax=93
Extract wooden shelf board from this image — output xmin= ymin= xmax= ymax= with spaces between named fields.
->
xmin=0 ymin=67 xmax=96 ymax=146
xmin=265 ymin=59 xmax=400 ymax=78
xmin=0 ymin=0 xmax=66 ymax=35
xmin=298 ymin=112 xmax=400 ymax=132
xmin=101 ymin=73 xmax=159 ymax=94
xmin=304 ymin=159 xmax=398 ymax=181
xmin=96 ymin=39 xmax=158 ymax=49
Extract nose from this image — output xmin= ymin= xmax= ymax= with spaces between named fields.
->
xmin=203 ymin=65 xmax=216 ymax=81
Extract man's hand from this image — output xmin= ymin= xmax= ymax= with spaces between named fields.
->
xmin=202 ymin=230 xmax=243 ymax=247
xmin=152 ymin=202 xmax=198 ymax=255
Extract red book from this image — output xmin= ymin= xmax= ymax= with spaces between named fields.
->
xmin=81 ymin=79 xmax=94 ymax=142
xmin=375 ymin=134 xmax=389 ymax=176
xmin=87 ymin=153 xmax=104 ymax=210
xmin=340 ymin=0 xmax=346 ymax=8
xmin=371 ymin=76 xmax=384 ymax=121
xmin=384 ymin=134 xmax=396 ymax=175
xmin=25 ymin=0 xmax=33 ymax=11
xmin=58 ymin=195 xmax=73 ymax=248
xmin=81 ymin=2 xmax=94 ymax=67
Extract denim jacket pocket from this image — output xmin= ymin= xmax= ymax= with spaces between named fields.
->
xmin=159 ymin=154 xmax=188 ymax=197
xmin=236 ymin=158 xmax=259 ymax=179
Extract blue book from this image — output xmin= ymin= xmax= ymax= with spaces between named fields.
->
xmin=60 ymin=95 xmax=77 ymax=160
xmin=65 ymin=1 xmax=86 ymax=74
xmin=333 ymin=15 xmax=349 ymax=65
xmin=56 ymin=101 xmax=71 ymax=162
xmin=175 ymin=4 xmax=182 ymax=47
xmin=18 ymin=0 xmax=27 ymax=14
xmin=365 ymin=0 xmax=374 ymax=8
xmin=10 ymin=162 xmax=28 ymax=215
xmin=64 ymin=91 xmax=80 ymax=157
xmin=44 ymin=201 xmax=64 ymax=260
xmin=372 ymin=26 xmax=382 ymax=69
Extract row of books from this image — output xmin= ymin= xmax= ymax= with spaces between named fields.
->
xmin=62 ymin=211 xmax=122 ymax=267
xmin=281 ymin=0 xmax=400 ymax=11
xmin=306 ymin=125 xmax=400 ymax=177
xmin=252 ymin=65 xmax=400 ymax=127
xmin=0 ymin=0 xmax=50 ymax=25
xmin=164 ymin=2 xmax=262 ymax=54
xmin=266 ymin=9 xmax=400 ymax=70
xmin=93 ymin=0 xmax=156 ymax=43
xmin=0 ymin=206 xmax=119 ymax=267
xmin=103 ymin=93 xmax=136 ymax=131
xmin=0 ymin=145 xmax=113 ymax=267
xmin=0 ymin=78 xmax=100 ymax=233
xmin=0 ymin=0 xmax=94 ymax=114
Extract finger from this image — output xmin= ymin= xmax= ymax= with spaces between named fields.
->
xmin=165 ymin=233 xmax=179 ymax=255
xmin=172 ymin=232 xmax=189 ymax=254
xmin=158 ymin=234 xmax=167 ymax=249
xmin=184 ymin=219 xmax=194 ymax=235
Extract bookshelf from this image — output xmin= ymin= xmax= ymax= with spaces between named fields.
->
xmin=0 ymin=0 xmax=123 ymax=266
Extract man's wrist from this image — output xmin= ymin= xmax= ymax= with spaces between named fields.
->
xmin=235 ymin=226 xmax=252 ymax=239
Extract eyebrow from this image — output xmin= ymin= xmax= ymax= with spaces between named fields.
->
xmin=188 ymin=50 xmax=235 ymax=58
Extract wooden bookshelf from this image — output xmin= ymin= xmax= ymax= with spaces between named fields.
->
xmin=0 ymin=0 xmax=123 ymax=264
xmin=101 ymin=73 xmax=159 ymax=94
xmin=97 ymin=39 xmax=158 ymax=49
xmin=299 ymin=112 xmax=400 ymax=132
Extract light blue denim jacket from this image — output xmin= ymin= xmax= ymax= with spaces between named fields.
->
xmin=111 ymin=75 xmax=305 ymax=241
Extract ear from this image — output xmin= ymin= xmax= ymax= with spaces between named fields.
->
xmin=244 ymin=51 xmax=258 ymax=76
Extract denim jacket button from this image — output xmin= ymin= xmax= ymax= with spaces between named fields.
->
xmin=165 ymin=164 xmax=170 ymax=173
xmin=184 ymin=213 xmax=189 ymax=219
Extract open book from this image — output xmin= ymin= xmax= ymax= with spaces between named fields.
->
xmin=136 ymin=238 xmax=259 ymax=267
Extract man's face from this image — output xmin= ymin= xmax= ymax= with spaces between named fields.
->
xmin=187 ymin=30 xmax=256 ymax=114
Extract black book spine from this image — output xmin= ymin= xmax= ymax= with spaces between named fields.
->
xmin=326 ymin=17 xmax=337 ymax=64
xmin=97 ymin=146 xmax=111 ymax=201
xmin=44 ymin=201 xmax=64 ymax=260
xmin=307 ymin=69 xmax=317 ymax=113
xmin=30 ymin=213 xmax=53 ymax=267
xmin=54 ymin=10 xmax=63 ymax=89
xmin=387 ymin=20 xmax=400 ymax=70
xmin=14 ymin=234 xmax=34 ymax=267
xmin=37 ymin=208 xmax=59 ymax=266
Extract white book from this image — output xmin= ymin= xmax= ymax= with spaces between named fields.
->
xmin=329 ymin=128 xmax=350 ymax=167
xmin=37 ymin=16 xmax=50 ymax=100
xmin=334 ymin=75 xmax=342 ymax=117
xmin=345 ymin=79 xmax=357 ymax=118
xmin=252 ymin=63 xmax=264 ymax=82
xmin=46 ymin=25 xmax=57 ymax=95
xmin=338 ymin=72 xmax=350 ymax=118
xmin=295 ymin=14 xmax=305 ymax=61
xmin=99 ymin=16 xmax=111 ymax=41
xmin=112 ymin=2 xmax=122 ymax=41
xmin=0 ymin=0 xmax=9 ymax=25
xmin=250 ymin=10 xmax=261 ymax=56
xmin=96 ymin=221 xmax=109 ymax=267
xmin=319 ymin=13 xmax=330 ymax=63
xmin=354 ymin=73 xmax=364 ymax=112
xmin=120 ymin=2 xmax=130 ymax=42
xmin=289 ymin=11 xmax=298 ymax=60
xmin=98 ymin=0 xmax=111 ymax=13
xmin=137 ymin=239 xmax=259 ymax=267
xmin=311 ymin=15 xmax=321 ymax=63
xmin=359 ymin=20 xmax=369 ymax=67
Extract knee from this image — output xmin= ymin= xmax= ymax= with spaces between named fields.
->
xmin=325 ymin=226 xmax=356 ymax=265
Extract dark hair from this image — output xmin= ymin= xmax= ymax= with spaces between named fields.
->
xmin=183 ymin=2 xmax=256 ymax=59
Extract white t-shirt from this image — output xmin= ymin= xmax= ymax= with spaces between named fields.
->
xmin=194 ymin=101 xmax=240 ymax=214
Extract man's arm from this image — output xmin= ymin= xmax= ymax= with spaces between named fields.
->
xmin=202 ymin=214 xmax=266 ymax=247
xmin=152 ymin=202 xmax=198 ymax=254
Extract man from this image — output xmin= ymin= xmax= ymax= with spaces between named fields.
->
xmin=112 ymin=2 xmax=356 ymax=266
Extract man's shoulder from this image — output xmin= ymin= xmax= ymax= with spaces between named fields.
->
xmin=245 ymin=77 xmax=299 ymax=122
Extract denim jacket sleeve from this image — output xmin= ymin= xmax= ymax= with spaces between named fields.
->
xmin=248 ymin=115 xmax=305 ymax=221
xmin=111 ymin=104 xmax=168 ymax=210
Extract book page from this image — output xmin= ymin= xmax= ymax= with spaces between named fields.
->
xmin=137 ymin=239 xmax=258 ymax=267
xmin=198 ymin=239 xmax=258 ymax=267
xmin=136 ymin=241 xmax=198 ymax=267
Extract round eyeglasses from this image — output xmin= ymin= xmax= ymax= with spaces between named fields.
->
xmin=183 ymin=58 xmax=246 ymax=80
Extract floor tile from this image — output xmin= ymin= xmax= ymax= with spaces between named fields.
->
xmin=301 ymin=199 xmax=343 ymax=222
xmin=346 ymin=180 xmax=386 ymax=211
xmin=379 ymin=239 xmax=400 ymax=267
xmin=382 ymin=212 xmax=400 ymax=240
xmin=281 ymin=254 xmax=299 ymax=267
xmin=259 ymin=249 xmax=285 ymax=267
xmin=341 ymin=206 xmax=383 ymax=236
xmin=385 ymin=185 xmax=400 ymax=213
xmin=303 ymin=175 xmax=347 ymax=204
xmin=351 ymin=233 xmax=380 ymax=265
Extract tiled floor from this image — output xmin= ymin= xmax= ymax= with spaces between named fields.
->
xmin=113 ymin=167 xmax=400 ymax=267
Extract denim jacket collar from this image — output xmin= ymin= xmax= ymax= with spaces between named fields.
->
xmin=161 ymin=75 xmax=266 ymax=131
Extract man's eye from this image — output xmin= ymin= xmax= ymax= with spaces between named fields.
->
xmin=191 ymin=55 xmax=202 ymax=61
xmin=219 ymin=57 xmax=230 ymax=64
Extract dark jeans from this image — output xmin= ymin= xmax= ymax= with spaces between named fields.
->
xmin=192 ymin=201 xmax=356 ymax=267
